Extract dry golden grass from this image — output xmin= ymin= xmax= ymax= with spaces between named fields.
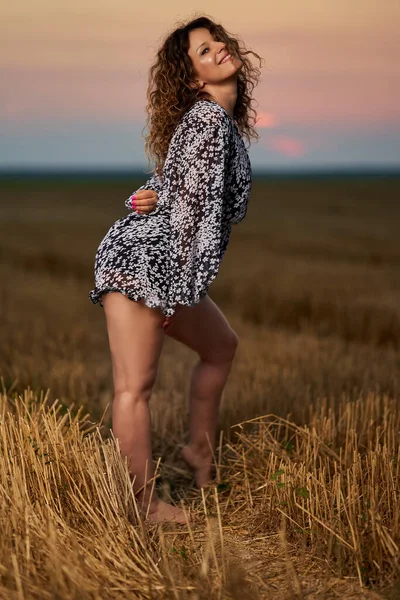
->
xmin=0 ymin=174 xmax=399 ymax=598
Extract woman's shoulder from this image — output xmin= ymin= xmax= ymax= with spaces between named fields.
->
xmin=166 ymin=100 xmax=233 ymax=157
xmin=181 ymin=99 xmax=232 ymax=133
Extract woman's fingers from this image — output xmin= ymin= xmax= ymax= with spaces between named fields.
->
xmin=131 ymin=190 xmax=158 ymax=213
xmin=135 ymin=190 xmax=157 ymax=201
xmin=136 ymin=201 xmax=157 ymax=214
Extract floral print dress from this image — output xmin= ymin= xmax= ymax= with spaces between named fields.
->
xmin=89 ymin=99 xmax=252 ymax=322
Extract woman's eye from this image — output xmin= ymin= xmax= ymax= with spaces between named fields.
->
xmin=201 ymin=47 xmax=209 ymax=55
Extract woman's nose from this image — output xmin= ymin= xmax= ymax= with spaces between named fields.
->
xmin=216 ymin=45 xmax=226 ymax=58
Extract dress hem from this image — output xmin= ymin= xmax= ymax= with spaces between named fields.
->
xmin=88 ymin=286 xmax=210 ymax=318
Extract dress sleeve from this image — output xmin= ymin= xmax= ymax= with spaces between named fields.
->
xmin=124 ymin=171 xmax=163 ymax=211
xmin=164 ymin=118 xmax=231 ymax=316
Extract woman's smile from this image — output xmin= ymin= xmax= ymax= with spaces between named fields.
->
xmin=219 ymin=53 xmax=232 ymax=64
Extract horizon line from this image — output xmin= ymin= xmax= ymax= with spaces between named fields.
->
xmin=1 ymin=165 xmax=400 ymax=180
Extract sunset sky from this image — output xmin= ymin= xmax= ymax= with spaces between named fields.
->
xmin=1 ymin=0 xmax=399 ymax=171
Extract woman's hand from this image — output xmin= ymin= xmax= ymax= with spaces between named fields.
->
xmin=129 ymin=190 xmax=158 ymax=214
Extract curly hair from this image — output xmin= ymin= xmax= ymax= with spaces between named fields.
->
xmin=142 ymin=14 xmax=264 ymax=177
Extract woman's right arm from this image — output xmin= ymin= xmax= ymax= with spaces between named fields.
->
xmin=164 ymin=115 xmax=232 ymax=317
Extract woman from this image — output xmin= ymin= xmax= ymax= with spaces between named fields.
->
xmin=89 ymin=16 xmax=262 ymax=523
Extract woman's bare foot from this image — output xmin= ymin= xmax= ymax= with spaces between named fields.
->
xmin=144 ymin=499 xmax=191 ymax=524
xmin=181 ymin=445 xmax=214 ymax=488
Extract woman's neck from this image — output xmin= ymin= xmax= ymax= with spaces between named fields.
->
xmin=206 ymin=82 xmax=238 ymax=118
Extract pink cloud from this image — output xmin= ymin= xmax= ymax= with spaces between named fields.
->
xmin=267 ymin=135 xmax=306 ymax=157
xmin=256 ymin=111 xmax=279 ymax=128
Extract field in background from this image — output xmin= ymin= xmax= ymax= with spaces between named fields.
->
xmin=0 ymin=175 xmax=399 ymax=598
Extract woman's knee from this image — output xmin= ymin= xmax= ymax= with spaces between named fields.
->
xmin=225 ymin=329 xmax=239 ymax=361
xmin=205 ymin=328 xmax=239 ymax=364
xmin=113 ymin=386 xmax=153 ymax=406
xmin=112 ymin=359 xmax=159 ymax=399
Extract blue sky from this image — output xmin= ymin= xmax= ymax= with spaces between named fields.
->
xmin=2 ymin=120 xmax=399 ymax=172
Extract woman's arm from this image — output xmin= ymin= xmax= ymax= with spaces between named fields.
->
xmin=164 ymin=116 xmax=231 ymax=317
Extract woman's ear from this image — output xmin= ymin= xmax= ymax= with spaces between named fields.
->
xmin=189 ymin=78 xmax=204 ymax=90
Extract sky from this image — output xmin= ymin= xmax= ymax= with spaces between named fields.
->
xmin=1 ymin=0 xmax=399 ymax=172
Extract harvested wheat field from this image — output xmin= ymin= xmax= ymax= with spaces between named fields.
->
xmin=0 ymin=173 xmax=399 ymax=599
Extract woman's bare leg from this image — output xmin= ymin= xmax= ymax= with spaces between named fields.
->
xmin=164 ymin=295 xmax=238 ymax=487
xmin=102 ymin=291 xmax=189 ymax=523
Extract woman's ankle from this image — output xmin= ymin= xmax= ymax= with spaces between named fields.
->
xmin=181 ymin=445 xmax=215 ymax=488
xmin=184 ymin=442 xmax=213 ymax=461
xmin=135 ymin=487 xmax=159 ymax=514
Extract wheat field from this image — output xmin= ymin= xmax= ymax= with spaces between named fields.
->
xmin=0 ymin=173 xmax=399 ymax=599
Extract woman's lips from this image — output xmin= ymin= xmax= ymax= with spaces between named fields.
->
xmin=219 ymin=54 xmax=232 ymax=64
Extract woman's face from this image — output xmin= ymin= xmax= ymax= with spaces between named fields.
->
xmin=187 ymin=27 xmax=242 ymax=87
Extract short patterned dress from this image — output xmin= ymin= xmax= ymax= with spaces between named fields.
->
xmin=88 ymin=99 xmax=252 ymax=323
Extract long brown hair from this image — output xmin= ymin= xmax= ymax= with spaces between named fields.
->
xmin=143 ymin=15 xmax=264 ymax=177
